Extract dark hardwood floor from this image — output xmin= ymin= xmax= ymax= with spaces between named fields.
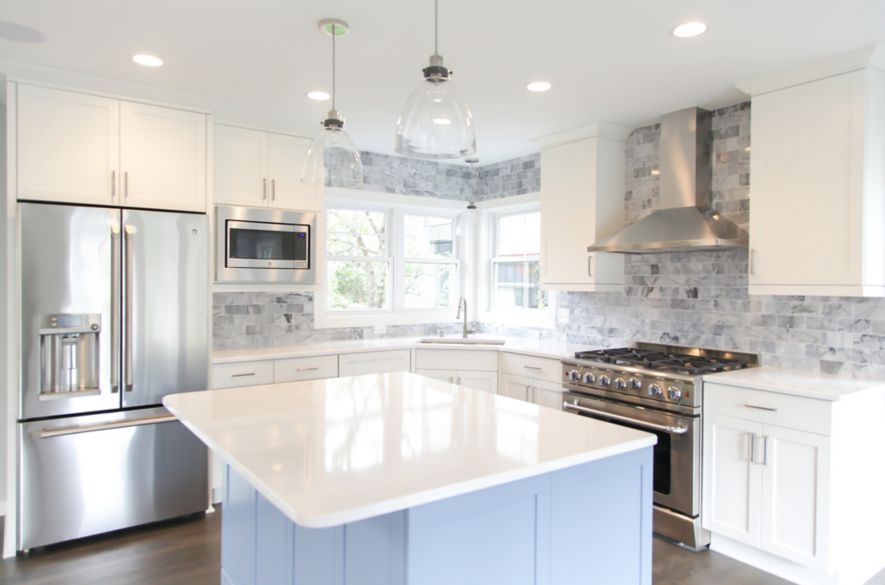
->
xmin=1 ymin=512 xmax=882 ymax=585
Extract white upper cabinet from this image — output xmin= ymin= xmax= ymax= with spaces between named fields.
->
xmin=214 ymin=125 xmax=267 ymax=206
xmin=267 ymin=133 xmax=321 ymax=210
xmin=535 ymin=124 xmax=627 ymax=292
xmin=16 ymin=84 xmax=120 ymax=205
xmin=740 ymin=50 xmax=885 ymax=296
xmin=119 ymin=101 xmax=207 ymax=212
xmin=214 ymin=124 xmax=322 ymax=211
xmin=13 ymin=82 xmax=208 ymax=212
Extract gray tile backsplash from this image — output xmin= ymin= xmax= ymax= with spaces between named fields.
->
xmin=327 ymin=151 xmax=540 ymax=202
xmin=215 ymin=101 xmax=885 ymax=377
xmin=213 ymin=292 xmax=468 ymax=351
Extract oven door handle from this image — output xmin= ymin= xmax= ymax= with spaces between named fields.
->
xmin=563 ymin=401 xmax=690 ymax=434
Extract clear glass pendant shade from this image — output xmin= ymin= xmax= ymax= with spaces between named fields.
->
xmin=395 ymin=74 xmax=475 ymax=159
xmin=301 ymin=125 xmax=363 ymax=188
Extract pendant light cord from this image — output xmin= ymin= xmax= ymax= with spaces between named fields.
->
xmin=434 ymin=0 xmax=439 ymax=55
xmin=331 ymin=24 xmax=337 ymax=110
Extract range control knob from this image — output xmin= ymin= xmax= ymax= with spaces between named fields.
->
xmin=629 ymin=377 xmax=642 ymax=389
xmin=567 ymin=369 xmax=580 ymax=382
xmin=648 ymin=383 xmax=663 ymax=398
xmin=598 ymin=375 xmax=611 ymax=387
xmin=614 ymin=377 xmax=627 ymax=390
xmin=667 ymin=386 xmax=682 ymax=401
xmin=582 ymin=372 xmax=596 ymax=384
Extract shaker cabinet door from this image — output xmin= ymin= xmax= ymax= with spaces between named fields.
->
xmin=268 ymin=133 xmax=322 ymax=211
xmin=214 ymin=125 xmax=269 ymax=207
xmin=120 ymin=101 xmax=207 ymax=212
xmin=17 ymin=84 xmax=119 ymax=205
xmin=702 ymin=414 xmax=763 ymax=547
xmin=759 ymin=425 xmax=829 ymax=568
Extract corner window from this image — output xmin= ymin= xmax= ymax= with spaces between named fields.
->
xmin=326 ymin=209 xmax=390 ymax=310
xmin=491 ymin=211 xmax=547 ymax=311
xmin=323 ymin=199 xmax=461 ymax=323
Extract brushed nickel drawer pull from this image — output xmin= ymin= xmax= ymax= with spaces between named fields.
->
xmin=523 ymin=365 xmax=542 ymax=371
xmin=231 ymin=372 xmax=256 ymax=378
xmin=744 ymin=403 xmax=778 ymax=412
xmin=296 ymin=367 xmax=319 ymax=373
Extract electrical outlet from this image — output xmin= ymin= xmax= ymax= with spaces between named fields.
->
xmin=557 ymin=308 xmax=570 ymax=324
xmin=373 ymin=323 xmax=386 ymax=335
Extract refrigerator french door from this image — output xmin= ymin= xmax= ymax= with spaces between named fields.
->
xmin=18 ymin=202 xmax=209 ymax=550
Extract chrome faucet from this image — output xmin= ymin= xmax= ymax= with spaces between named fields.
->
xmin=456 ymin=297 xmax=474 ymax=339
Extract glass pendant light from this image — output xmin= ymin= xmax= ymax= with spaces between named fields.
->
xmin=394 ymin=0 xmax=476 ymax=159
xmin=301 ymin=19 xmax=363 ymax=188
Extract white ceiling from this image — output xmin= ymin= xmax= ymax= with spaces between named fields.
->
xmin=0 ymin=0 xmax=884 ymax=163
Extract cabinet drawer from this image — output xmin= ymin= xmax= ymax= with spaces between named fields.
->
xmin=274 ymin=355 xmax=338 ymax=382
xmin=338 ymin=350 xmax=411 ymax=376
xmin=499 ymin=352 xmax=561 ymax=382
xmin=415 ymin=349 xmax=497 ymax=371
xmin=705 ymin=383 xmax=831 ymax=435
xmin=212 ymin=361 xmax=274 ymax=389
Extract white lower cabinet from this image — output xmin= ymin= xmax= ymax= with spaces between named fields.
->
xmin=499 ymin=373 xmax=563 ymax=408
xmin=338 ymin=349 xmax=411 ymax=376
xmin=415 ymin=369 xmax=498 ymax=393
xmin=703 ymin=382 xmax=853 ymax=584
xmin=498 ymin=353 xmax=564 ymax=408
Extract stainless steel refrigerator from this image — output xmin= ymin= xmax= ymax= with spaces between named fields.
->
xmin=17 ymin=202 xmax=209 ymax=550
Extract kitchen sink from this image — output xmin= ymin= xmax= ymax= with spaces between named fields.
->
xmin=418 ymin=337 xmax=506 ymax=345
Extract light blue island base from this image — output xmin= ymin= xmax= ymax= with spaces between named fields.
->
xmin=221 ymin=447 xmax=653 ymax=585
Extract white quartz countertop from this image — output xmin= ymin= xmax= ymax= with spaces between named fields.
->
xmin=164 ymin=372 xmax=655 ymax=528
xmin=212 ymin=336 xmax=592 ymax=364
xmin=704 ymin=366 xmax=885 ymax=401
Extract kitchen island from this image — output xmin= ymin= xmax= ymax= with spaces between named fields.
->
xmin=164 ymin=372 xmax=656 ymax=585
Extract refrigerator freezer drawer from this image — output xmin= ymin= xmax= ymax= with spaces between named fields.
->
xmin=19 ymin=407 xmax=207 ymax=549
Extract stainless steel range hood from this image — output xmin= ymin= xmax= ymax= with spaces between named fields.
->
xmin=588 ymin=107 xmax=748 ymax=254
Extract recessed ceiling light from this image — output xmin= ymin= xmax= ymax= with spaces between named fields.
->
xmin=672 ymin=21 xmax=707 ymax=38
xmin=132 ymin=53 xmax=163 ymax=67
xmin=306 ymin=90 xmax=330 ymax=101
xmin=526 ymin=81 xmax=552 ymax=93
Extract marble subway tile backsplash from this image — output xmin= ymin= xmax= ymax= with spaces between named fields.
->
xmin=327 ymin=151 xmax=541 ymax=202
xmin=213 ymin=292 xmax=467 ymax=351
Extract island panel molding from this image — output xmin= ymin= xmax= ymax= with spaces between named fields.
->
xmin=221 ymin=447 xmax=653 ymax=585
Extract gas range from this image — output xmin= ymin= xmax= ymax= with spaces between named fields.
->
xmin=561 ymin=342 xmax=759 ymax=412
xmin=560 ymin=342 xmax=759 ymax=550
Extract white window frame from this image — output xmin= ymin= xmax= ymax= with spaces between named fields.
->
xmin=478 ymin=195 xmax=554 ymax=329
xmin=316 ymin=188 xmax=466 ymax=329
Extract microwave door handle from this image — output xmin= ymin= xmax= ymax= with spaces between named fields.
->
xmin=562 ymin=400 xmax=689 ymax=434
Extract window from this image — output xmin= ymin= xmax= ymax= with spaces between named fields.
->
xmin=403 ymin=214 xmax=457 ymax=309
xmin=491 ymin=210 xmax=548 ymax=311
xmin=326 ymin=208 xmax=390 ymax=310
xmin=324 ymin=200 xmax=461 ymax=321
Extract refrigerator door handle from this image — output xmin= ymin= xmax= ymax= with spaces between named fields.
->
xmin=38 ymin=414 xmax=178 ymax=439
xmin=124 ymin=225 xmax=134 ymax=392
xmin=111 ymin=224 xmax=121 ymax=393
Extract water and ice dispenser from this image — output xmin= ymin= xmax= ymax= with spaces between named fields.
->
xmin=38 ymin=314 xmax=101 ymax=396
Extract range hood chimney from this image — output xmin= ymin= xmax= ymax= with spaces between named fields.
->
xmin=588 ymin=107 xmax=748 ymax=254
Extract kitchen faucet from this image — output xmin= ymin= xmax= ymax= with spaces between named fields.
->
xmin=456 ymin=297 xmax=474 ymax=339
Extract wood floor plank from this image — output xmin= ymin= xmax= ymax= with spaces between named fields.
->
xmin=1 ymin=512 xmax=883 ymax=585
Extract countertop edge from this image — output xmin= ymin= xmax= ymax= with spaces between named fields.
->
xmin=703 ymin=367 xmax=885 ymax=401
xmin=163 ymin=391 xmax=655 ymax=529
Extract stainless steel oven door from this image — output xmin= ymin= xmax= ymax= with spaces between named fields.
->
xmin=562 ymin=390 xmax=700 ymax=517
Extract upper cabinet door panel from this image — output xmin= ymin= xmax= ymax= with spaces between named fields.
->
xmin=17 ymin=85 xmax=119 ymax=205
xmin=749 ymin=70 xmax=865 ymax=287
xmin=120 ymin=101 xmax=207 ymax=212
xmin=267 ymin=133 xmax=322 ymax=211
xmin=214 ymin=125 xmax=268 ymax=207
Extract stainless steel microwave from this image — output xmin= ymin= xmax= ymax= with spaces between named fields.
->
xmin=215 ymin=206 xmax=316 ymax=283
